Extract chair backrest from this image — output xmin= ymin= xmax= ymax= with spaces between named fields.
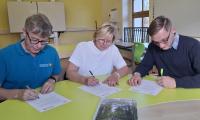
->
xmin=124 ymin=27 xmax=149 ymax=43
xmin=133 ymin=42 xmax=145 ymax=64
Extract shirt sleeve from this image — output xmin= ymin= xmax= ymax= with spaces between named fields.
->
xmin=0 ymin=51 xmax=6 ymax=86
xmin=69 ymin=43 xmax=82 ymax=67
xmin=112 ymin=45 xmax=127 ymax=69
xmin=135 ymin=44 xmax=154 ymax=76
xmin=52 ymin=49 xmax=61 ymax=75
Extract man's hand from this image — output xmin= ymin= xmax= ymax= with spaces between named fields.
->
xmin=104 ymin=72 xmax=120 ymax=86
xmin=85 ymin=77 xmax=99 ymax=86
xmin=128 ymin=72 xmax=142 ymax=86
xmin=40 ymin=79 xmax=55 ymax=94
xmin=17 ymin=89 xmax=39 ymax=101
xmin=157 ymin=76 xmax=176 ymax=88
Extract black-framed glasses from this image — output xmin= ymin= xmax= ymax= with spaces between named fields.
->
xmin=152 ymin=28 xmax=172 ymax=46
xmin=26 ymin=32 xmax=50 ymax=45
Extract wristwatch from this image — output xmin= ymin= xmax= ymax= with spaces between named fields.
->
xmin=114 ymin=72 xmax=120 ymax=79
xmin=133 ymin=72 xmax=141 ymax=76
xmin=49 ymin=76 xmax=57 ymax=82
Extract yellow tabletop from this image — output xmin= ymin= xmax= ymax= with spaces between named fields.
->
xmin=1 ymin=75 xmax=200 ymax=120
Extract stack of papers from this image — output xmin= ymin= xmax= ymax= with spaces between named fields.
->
xmin=26 ymin=92 xmax=71 ymax=112
xmin=131 ymin=80 xmax=163 ymax=96
xmin=79 ymin=83 xmax=121 ymax=98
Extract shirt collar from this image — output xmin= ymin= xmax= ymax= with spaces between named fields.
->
xmin=16 ymin=39 xmax=28 ymax=56
xmin=16 ymin=39 xmax=46 ymax=56
xmin=172 ymin=33 xmax=179 ymax=50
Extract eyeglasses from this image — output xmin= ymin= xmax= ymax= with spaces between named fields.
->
xmin=26 ymin=32 xmax=50 ymax=45
xmin=96 ymin=38 xmax=113 ymax=45
xmin=152 ymin=28 xmax=171 ymax=46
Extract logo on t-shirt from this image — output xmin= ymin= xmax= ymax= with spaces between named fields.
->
xmin=39 ymin=63 xmax=53 ymax=67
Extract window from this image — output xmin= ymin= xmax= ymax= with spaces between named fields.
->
xmin=132 ymin=0 xmax=149 ymax=27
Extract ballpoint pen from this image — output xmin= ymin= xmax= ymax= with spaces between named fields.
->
xmin=160 ymin=68 xmax=164 ymax=76
xmin=89 ymin=70 xmax=95 ymax=78
xmin=89 ymin=70 xmax=100 ymax=85
xmin=26 ymin=85 xmax=40 ymax=99
xmin=26 ymin=85 xmax=32 ymax=90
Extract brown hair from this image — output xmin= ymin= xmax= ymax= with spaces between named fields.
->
xmin=25 ymin=13 xmax=52 ymax=38
xmin=147 ymin=16 xmax=172 ymax=36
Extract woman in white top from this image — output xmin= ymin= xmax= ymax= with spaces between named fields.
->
xmin=67 ymin=22 xmax=129 ymax=86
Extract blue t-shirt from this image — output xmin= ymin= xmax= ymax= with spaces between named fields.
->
xmin=0 ymin=41 xmax=61 ymax=89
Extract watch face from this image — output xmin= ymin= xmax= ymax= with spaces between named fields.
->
xmin=50 ymin=76 xmax=57 ymax=82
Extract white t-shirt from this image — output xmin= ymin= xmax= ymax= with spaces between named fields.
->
xmin=69 ymin=41 xmax=127 ymax=76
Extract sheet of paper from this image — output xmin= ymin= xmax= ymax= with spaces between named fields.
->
xmin=79 ymin=83 xmax=121 ymax=98
xmin=131 ymin=79 xmax=163 ymax=96
xmin=26 ymin=92 xmax=71 ymax=112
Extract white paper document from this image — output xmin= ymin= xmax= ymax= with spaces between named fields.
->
xmin=26 ymin=92 xmax=71 ymax=112
xmin=79 ymin=83 xmax=121 ymax=98
xmin=131 ymin=80 xmax=163 ymax=96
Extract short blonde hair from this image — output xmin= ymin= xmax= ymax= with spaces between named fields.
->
xmin=93 ymin=22 xmax=117 ymax=41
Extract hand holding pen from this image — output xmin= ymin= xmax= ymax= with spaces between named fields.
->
xmin=157 ymin=68 xmax=176 ymax=88
xmin=157 ymin=68 xmax=164 ymax=86
xmin=89 ymin=70 xmax=95 ymax=78
xmin=86 ymin=70 xmax=99 ymax=86
xmin=20 ymin=86 xmax=40 ymax=100
xmin=160 ymin=68 xmax=163 ymax=76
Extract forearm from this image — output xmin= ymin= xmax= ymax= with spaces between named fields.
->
xmin=49 ymin=75 xmax=59 ymax=82
xmin=0 ymin=88 xmax=23 ymax=100
xmin=67 ymin=62 xmax=88 ymax=84
xmin=176 ymin=74 xmax=200 ymax=88
xmin=114 ymin=66 xmax=130 ymax=79
xmin=135 ymin=48 xmax=154 ymax=76
xmin=135 ymin=60 xmax=154 ymax=77
xmin=67 ymin=71 xmax=87 ymax=84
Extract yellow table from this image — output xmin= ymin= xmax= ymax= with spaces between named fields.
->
xmin=1 ymin=75 xmax=200 ymax=120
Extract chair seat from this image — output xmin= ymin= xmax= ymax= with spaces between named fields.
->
xmin=133 ymin=43 xmax=145 ymax=64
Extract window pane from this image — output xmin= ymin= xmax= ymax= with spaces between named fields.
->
xmin=143 ymin=17 xmax=149 ymax=27
xmin=134 ymin=0 xmax=142 ymax=12
xmin=134 ymin=18 xmax=142 ymax=27
xmin=143 ymin=0 xmax=149 ymax=11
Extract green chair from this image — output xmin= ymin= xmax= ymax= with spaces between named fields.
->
xmin=133 ymin=42 xmax=145 ymax=64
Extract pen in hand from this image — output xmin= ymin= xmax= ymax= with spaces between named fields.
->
xmin=157 ymin=68 xmax=164 ymax=87
xmin=26 ymin=85 xmax=31 ymax=89
xmin=89 ymin=70 xmax=95 ymax=78
xmin=26 ymin=85 xmax=40 ymax=99
xmin=160 ymin=68 xmax=164 ymax=76
xmin=88 ymin=70 xmax=99 ymax=86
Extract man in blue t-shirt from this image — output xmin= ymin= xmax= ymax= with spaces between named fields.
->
xmin=129 ymin=16 xmax=200 ymax=88
xmin=0 ymin=13 xmax=61 ymax=101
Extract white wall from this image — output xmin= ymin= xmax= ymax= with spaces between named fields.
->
xmin=101 ymin=0 xmax=132 ymax=40
xmin=153 ymin=0 xmax=200 ymax=39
